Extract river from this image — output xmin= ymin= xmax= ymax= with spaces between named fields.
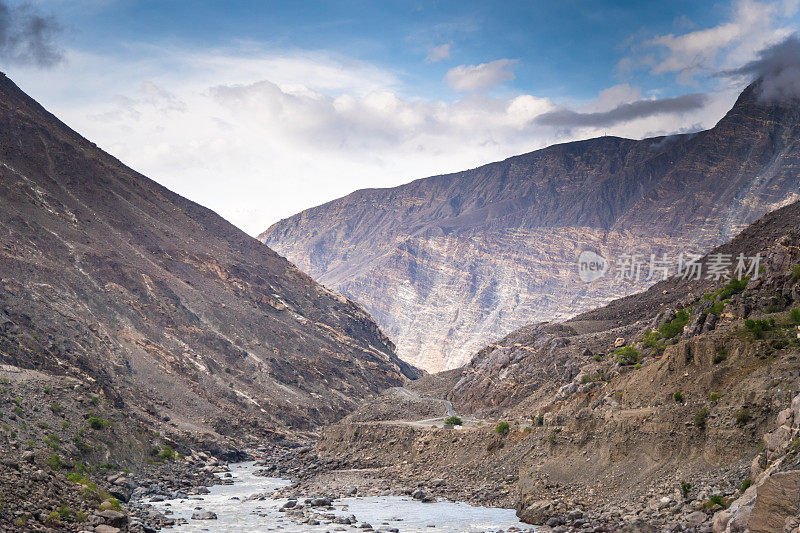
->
xmin=149 ymin=461 xmax=534 ymax=532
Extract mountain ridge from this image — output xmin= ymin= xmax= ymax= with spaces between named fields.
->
xmin=261 ymin=79 xmax=800 ymax=372
xmin=0 ymin=72 xmax=419 ymax=434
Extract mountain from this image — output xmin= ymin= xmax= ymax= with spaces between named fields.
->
xmin=261 ymin=80 xmax=800 ymax=372
xmin=304 ymin=196 xmax=800 ymax=530
xmin=0 ymin=72 xmax=419 ymax=434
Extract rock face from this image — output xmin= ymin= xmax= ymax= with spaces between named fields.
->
xmin=0 ymin=73 xmax=419 ymax=430
xmin=261 ymin=80 xmax=800 ymax=372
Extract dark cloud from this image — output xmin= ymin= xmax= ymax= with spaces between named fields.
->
xmin=0 ymin=1 xmax=62 ymax=68
xmin=534 ymin=93 xmax=708 ymax=129
xmin=723 ymin=35 xmax=800 ymax=101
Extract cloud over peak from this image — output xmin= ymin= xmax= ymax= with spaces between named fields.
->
xmin=723 ymin=34 xmax=800 ymax=100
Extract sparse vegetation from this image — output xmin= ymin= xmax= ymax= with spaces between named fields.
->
xmin=495 ymin=421 xmax=510 ymax=436
xmin=709 ymin=392 xmax=720 ymax=402
xmin=735 ymin=408 xmax=752 ymax=426
xmin=45 ymin=454 xmax=62 ymax=470
xmin=741 ymin=478 xmax=752 ymax=492
xmin=444 ymin=416 xmax=462 ymax=426
xmin=713 ymin=345 xmax=727 ymax=364
xmin=44 ymin=433 xmax=60 ymax=450
xmin=614 ymin=346 xmax=640 ymax=366
xmin=88 ymin=417 xmax=110 ymax=430
xmin=792 ymin=264 xmax=800 ymax=283
xmin=744 ymin=318 xmax=775 ymax=339
xmin=593 ymin=354 xmax=602 ymax=362
xmin=680 ymin=481 xmax=692 ymax=498
xmin=791 ymin=308 xmax=800 ymax=325
xmin=660 ymin=310 xmax=691 ymax=340
xmin=694 ymin=407 xmax=709 ymax=429
xmin=673 ymin=392 xmax=684 ymax=403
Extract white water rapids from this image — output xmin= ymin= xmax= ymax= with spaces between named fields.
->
xmin=149 ymin=462 xmax=534 ymax=532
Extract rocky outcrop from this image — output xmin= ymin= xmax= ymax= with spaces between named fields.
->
xmin=262 ymin=80 xmax=800 ymax=372
xmin=0 ymin=72 xmax=419 ymax=433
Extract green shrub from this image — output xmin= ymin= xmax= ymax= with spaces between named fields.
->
xmin=735 ymin=408 xmax=752 ymax=425
xmin=495 ymin=421 xmax=510 ymax=436
xmin=709 ymin=392 xmax=720 ymax=402
xmin=74 ymin=510 xmax=87 ymax=523
xmin=673 ymin=392 xmax=684 ymax=403
xmin=741 ymin=478 xmax=752 ymax=492
xmin=642 ymin=330 xmax=666 ymax=354
xmin=45 ymin=454 xmax=62 ymax=470
xmin=43 ymin=386 xmax=52 ymax=394
xmin=791 ymin=308 xmax=800 ymax=325
xmin=792 ymin=265 xmax=800 ymax=283
xmin=660 ymin=310 xmax=690 ymax=340
xmin=161 ymin=445 xmax=177 ymax=460
xmin=57 ymin=505 xmax=72 ymax=520
xmin=680 ymin=481 xmax=692 ymax=498
xmin=708 ymin=301 xmax=725 ymax=317
xmin=593 ymin=354 xmax=602 ymax=362
xmin=50 ymin=402 xmax=62 ymax=414
xmin=88 ymin=417 xmax=110 ymax=430
xmin=536 ymin=414 xmax=544 ymax=426
xmin=444 ymin=416 xmax=462 ymax=426
xmin=44 ymin=433 xmax=60 ymax=450
xmin=614 ymin=346 xmax=640 ymax=366
xmin=694 ymin=407 xmax=709 ymax=429
xmin=745 ymin=318 xmax=773 ymax=339
xmin=702 ymin=494 xmax=731 ymax=510
xmin=90 ymin=395 xmax=99 ymax=406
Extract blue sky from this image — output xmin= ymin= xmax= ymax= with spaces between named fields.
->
xmin=3 ymin=0 xmax=799 ymax=233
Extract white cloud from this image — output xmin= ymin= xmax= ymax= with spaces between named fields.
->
xmin=4 ymin=45 xmax=732 ymax=236
xmin=445 ymin=58 xmax=517 ymax=92
xmin=621 ymin=0 xmax=796 ymax=84
xmin=425 ymin=42 xmax=451 ymax=62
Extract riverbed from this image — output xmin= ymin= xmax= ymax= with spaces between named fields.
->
xmin=150 ymin=462 xmax=534 ymax=532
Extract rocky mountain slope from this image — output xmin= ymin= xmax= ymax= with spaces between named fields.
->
xmin=261 ymin=80 xmax=800 ymax=372
xmin=0 ymin=71 xmax=419 ymax=440
xmin=291 ymin=197 xmax=800 ymax=531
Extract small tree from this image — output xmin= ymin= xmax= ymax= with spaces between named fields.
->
xmin=495 ymin=421 xmax=510 ymax=436
xmin=444 ymin=416 xmax=462 ymax=426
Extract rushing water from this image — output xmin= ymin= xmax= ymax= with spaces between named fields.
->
xmin=150 ymin=462 xmax=534 ymax=532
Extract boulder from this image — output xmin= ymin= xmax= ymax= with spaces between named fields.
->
xmin=747 ymin=471 xmax=800 ymax=533
xmin=517 ymin=499 xmax=555 ymax=524
xmin=191 ymin=511 xmax=218 ymax=520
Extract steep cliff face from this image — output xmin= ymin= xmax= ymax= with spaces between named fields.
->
xmin=0 ymin=73 xmax=419 ymax=432
xmin=261 ymin=81 xmax=800 ymax=372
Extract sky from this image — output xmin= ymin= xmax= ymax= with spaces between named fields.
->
xmin=1 ymin=0 xmax=799 ymax=235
